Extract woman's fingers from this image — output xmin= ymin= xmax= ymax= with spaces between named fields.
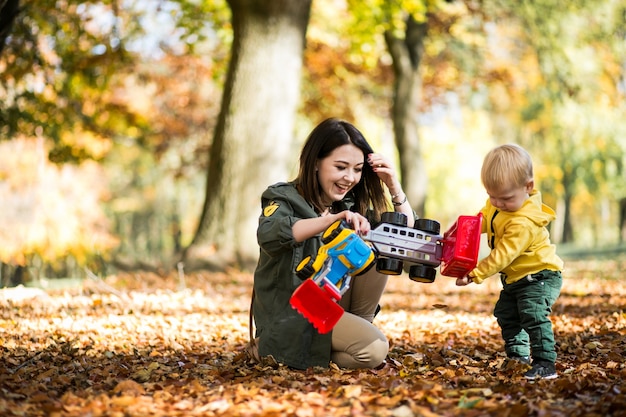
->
xmin=344 ymin=211 xmax=371 ymax=235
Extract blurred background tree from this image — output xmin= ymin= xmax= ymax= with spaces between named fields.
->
xmin=0 ymin=0 xmax=624 ymax=284
xmin=184 ymin=0 xmax=313 ymax=271
xmin=479 ymin=0 xmax=626 ymax=245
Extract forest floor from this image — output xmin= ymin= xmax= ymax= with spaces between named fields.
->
xmin=0 ymin=258 xmax=625 ymax=417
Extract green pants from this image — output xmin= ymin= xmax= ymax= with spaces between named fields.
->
xmin=494 ymin=270 xmax=562 ymax=363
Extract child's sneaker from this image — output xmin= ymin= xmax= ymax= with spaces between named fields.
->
xmin=524 ymin=361 xmax=557 ymax=380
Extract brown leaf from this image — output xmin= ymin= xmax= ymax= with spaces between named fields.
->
xmin=113 ymin=380 xmax=146 ymax=396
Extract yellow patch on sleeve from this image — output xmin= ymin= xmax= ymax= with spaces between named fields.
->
xmin=263 ymin=201 xmax=280 ymax=217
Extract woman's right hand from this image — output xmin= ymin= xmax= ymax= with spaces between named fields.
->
xmin=339 ymin=210 xmax=371 ymax=236
xmin=293 ymin=210 xmax=371 ymax=243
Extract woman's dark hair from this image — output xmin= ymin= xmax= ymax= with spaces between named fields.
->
xmin=295 ymin=118 xmax=388 ymax=220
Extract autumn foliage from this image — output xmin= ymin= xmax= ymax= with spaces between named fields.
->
xmin=0 ymin=138 xmax=116 ymax=268
xmin=1 ymin=258 xmax=625 ymax=416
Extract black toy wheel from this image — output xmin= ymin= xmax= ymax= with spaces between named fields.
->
xmin=376 ymin=257 xmax=403 ymax=275
xmin=295 ymin=256 xmax=316 ymax=280
xmin=409 ymin=264 xmax=437 ymax=283
xmin=381 ymin=211 xmax=408 ymax=227
xmin=322 ymin=220 xmax=347 ymax=244
xmin=414 ymin=218 xmax=440 ymax=235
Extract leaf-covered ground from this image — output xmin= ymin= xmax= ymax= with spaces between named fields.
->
xmin=1 ymin=259 xmax=625 ymax=417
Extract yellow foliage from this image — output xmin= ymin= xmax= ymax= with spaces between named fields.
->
xmin=0 ymin=137 xmax=118 ymax=266
xmin=60 ymin=129 xmax=112 ymax=160
xmin=422 ymin=109 xmax=495 ymax=226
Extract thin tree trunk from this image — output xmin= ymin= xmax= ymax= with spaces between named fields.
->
xmin=560 ymin=163 xmax=575 ymax=243
xmin=384 ymin=15 xmax=428 ymax=217
xmin=184 ymin=0 xmax=312 ymax=271
xmin=0 ymin=0 xmax=20 ymax=57
xmin=618 ymin=197 xmax=626 ymax=243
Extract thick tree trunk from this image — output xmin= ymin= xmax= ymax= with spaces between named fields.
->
xmin=184 ymin=0 xmax=312 ymax=271
xmin=384 ymin=16 xmax=428 ymax=218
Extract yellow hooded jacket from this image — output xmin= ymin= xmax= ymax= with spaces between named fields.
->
xmin=470 ymin=190 xmax=564 ymax=285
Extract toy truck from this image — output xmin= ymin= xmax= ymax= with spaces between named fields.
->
xmin=363 ymin=212 xmax=483 ymax=283
xmin=289 ymin=220 xmax=376 ymax=333
xmin=290 ymin=212 xmax=482 ymax=333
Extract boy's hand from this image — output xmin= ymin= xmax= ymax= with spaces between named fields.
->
xmin=456 ymin=276 xmax=473 ymax=286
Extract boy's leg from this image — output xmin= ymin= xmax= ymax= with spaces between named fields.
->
xmin=494 ymin=288 xmax=530 ymax=358
xmin=338 ymin=268 xmax=388 ymax=323
xmin=331 ymin=311 xmax=389 ymax=369
xmin=516 ymin=271 xmax=563 ymax=363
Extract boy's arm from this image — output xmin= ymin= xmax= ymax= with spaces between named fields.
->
xmin=469 ymin=220 xmax=533 ymax=283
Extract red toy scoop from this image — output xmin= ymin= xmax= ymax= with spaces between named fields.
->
xmin=290 ymin=279 xmax=344 ymax=334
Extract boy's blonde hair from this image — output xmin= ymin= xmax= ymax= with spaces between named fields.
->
xmin=481 ymin=144 xmax=533 ymax=191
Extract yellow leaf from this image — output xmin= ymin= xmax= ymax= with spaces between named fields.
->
xmin=342 ymin=385 xmax=362 ymax=398
xmin=111 ymin=396 xmax=137 ymax=406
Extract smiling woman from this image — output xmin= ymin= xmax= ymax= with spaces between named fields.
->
xmin=250 ymin=117 xmax=419 ymax=370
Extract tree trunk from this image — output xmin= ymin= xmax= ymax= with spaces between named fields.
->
xmin=184 ymin=0 xmax=312 ymax=271
xmin=619 ymin=197 xmax=626 ymax=243
xmin=561 ymin=192 xmax=573 ymax=243
xmin=384 ymin=15 xmax=428 ymax=218
xmin=0 ymin=0 xmax=20 ymax=57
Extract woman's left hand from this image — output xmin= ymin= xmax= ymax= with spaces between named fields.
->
xmin=368 ymin=153 xmax=401 ymax=193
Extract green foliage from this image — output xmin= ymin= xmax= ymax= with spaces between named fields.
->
xmin=482 ymin=0 xmax=626 ymax=243
xmin=343 ymin=0 xmax=445 ymax=67
xmin=0 ymin=0 xmax=230 ymax=163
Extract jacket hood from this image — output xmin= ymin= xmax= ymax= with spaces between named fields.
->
xmin=519 ymin=190 xmax=555 ymax=227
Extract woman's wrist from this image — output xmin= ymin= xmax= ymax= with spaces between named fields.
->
xmin=391 ymin=191 xmax=407 ymax=207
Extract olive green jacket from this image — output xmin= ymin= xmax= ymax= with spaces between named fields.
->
xmin=252 ymin=182 xmax=332 ymax=369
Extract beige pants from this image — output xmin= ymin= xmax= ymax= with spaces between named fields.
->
xmin=332 ymin=268 xmax=389 ymax=368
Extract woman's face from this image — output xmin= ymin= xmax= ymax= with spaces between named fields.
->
xmin=316 ymin=144 xmax=364 ymax=205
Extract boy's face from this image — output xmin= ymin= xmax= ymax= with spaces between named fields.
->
xmin=486 ymin=180 xmax=534 ymax=212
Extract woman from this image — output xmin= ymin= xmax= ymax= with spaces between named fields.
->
xmin=251 ymin=118 xmax=416 ymax=369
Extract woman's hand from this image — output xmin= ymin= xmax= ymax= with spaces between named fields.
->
xmin=293 ymin=211 xmax=371 ymax=243
xmin=368 ymin=153 xmax=402 ymax=195
xmin=340 ymin=210 xmax=371 ymax=236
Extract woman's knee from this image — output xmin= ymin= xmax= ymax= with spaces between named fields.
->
xmin=361 ymin=337 xmax=389 ymax=368
xmin=332 ymin=311 xmax=389 ymax=368
xmin=332 ymin=336 xmax=388 ymax=369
